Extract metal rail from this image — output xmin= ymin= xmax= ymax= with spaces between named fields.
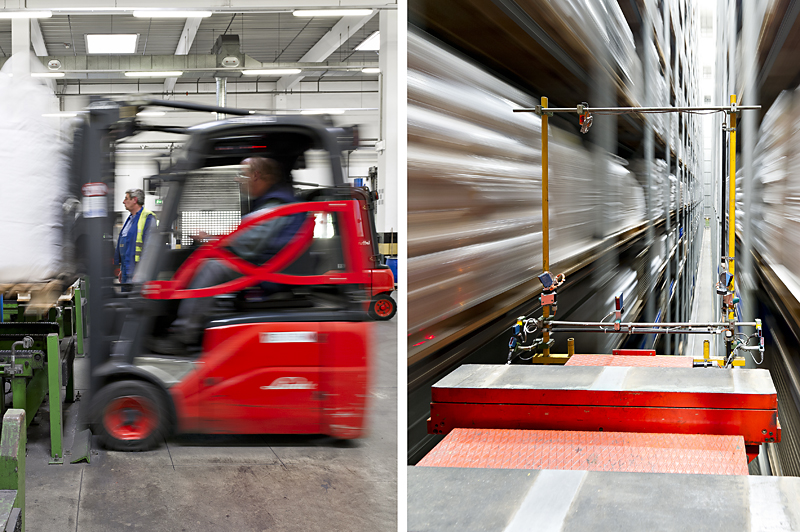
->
xmin=514 ymin=105 xmax=761 ymax=113
xmin=549 ymin=321 xmax=758 ymax=328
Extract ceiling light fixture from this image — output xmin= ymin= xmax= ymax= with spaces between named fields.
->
xmin=137 ymin=111 xmax=167 ymax=117
xmin=133 ymin=11 xmax=213 ymax=18
xmin=361 ymin=68 xmax=380 ymax=74
xmin=0 ymin=11 xmax=52 ymax=19
xmin=86 ymin=34 xmax=139 ymax=54
xmin=32 ymin=72 xmax=65 ymax=78
xmin=125 ymin=71 xmax=183 ymax=77
xmin=293 ymin=9 xmax=373 ymax=17
xmin=355 ymin=32 xmax=380 ymax=51
xmin=242 ymin=69 xmax=302 ymax=76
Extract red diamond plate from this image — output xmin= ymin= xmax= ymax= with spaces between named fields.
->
xmin=418 ymin=428 xmax=749 ymax=475
xmin=565 ymin=355 xmax=694 ymax=367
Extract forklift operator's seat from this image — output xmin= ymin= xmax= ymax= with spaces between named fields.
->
xmin=227 ymin=188 xmax=348 ymax=311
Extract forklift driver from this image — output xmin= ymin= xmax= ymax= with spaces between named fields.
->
xmin=151 ymin=156 xmax=302 ymax=355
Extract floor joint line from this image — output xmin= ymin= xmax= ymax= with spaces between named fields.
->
xmin=74 ymin=467 xmax=84 ymax=532
xmin=165 ymin=438 xmax=176 ymax=470
xmin=270 ymin=447 xmax=288 ymax=469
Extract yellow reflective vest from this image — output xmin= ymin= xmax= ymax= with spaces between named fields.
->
xmin=134 ymin=208 xmax=156 ymax=262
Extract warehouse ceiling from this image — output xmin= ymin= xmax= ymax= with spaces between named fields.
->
xmin=0 ymin=4 xmax=394 ymax=88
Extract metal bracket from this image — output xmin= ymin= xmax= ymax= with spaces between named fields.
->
xmin=534 ymin=339 xmax=555 ymax=353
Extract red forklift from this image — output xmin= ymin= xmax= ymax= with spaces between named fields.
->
xmin=72 ymin=99 xmax=385 ymax=450
xmin=356 ymin=186 xmax=397 ymax=321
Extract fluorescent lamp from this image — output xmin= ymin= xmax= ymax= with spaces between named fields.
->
xmin=355 ymin=32 xmax=380 ymax=51
xmin=137 ymin=111 xmax=166 ymax=117
xmin=361 ymin=68 xmax=380 ymax=74
xmin=293 ymin=9 xmax=372 ymax=17
xmin=86 ymin=34 xmax=138 ymax=54
xmin=242 ymin=69 xmax=301 ymax=76
xmin=32 ymin=72 xmax=65 ymax=78
xmin=133 ymin=10 xmax=212 ymax=18
xmin=125 ymin=71 xmax=183 ymax=77
xmin=42 ymin=112 xmax=78 ymax=118
xmin=301 ymin=109 xmax=345 ymax=115
xmin=0 ymin=11 xmax=52 ymax=19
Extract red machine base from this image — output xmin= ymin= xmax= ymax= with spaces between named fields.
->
xmin=429 ymin=365 xmax=780 ymax=452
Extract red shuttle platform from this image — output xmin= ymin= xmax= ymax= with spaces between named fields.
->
xmin=428 ymin=363 xmax=780 ymax=463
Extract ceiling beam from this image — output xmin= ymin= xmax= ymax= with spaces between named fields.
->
xmin=276 ymin=12 xmax=375 ymax=92
xmin=30 ymin=19 xmax=48 ymax=56
xmin=0 ymin=54 xmax=378 ymax=80
xmin=164 ymin=17 xmax=203 ymax=94
xmin=30 ymin=19 xmax=55 ymax=91
xmin=26 ymin=1 xmax=396 ymax=12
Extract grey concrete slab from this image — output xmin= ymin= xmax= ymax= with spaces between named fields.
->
xmin=271 ymin=438 xmax=395 ymax=478
xmin=77 ymin=461 xmax=391 ymax=532
xmin=166 ymin=435 xmax=291 ymax=467
xmin=438 ymin=363 xmax=775 ymax=395
xmin=94 ymin=442 xmax=174 ymax=469
xmin=409 ymin=467 xmax=800 ymax=532
xmin=26 ymin=466 xmax=82 ymax=531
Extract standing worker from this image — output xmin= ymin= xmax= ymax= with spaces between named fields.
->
xmin=115 ymin=188 xmax=156 ymax=290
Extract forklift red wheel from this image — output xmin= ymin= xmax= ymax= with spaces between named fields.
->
xmin=369 ymin=294 xmax=397 ymax=320
xmin=93 ymin=380 xmax=169 ymax=452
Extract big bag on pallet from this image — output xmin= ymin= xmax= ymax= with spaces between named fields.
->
xmin=0 ymin=53 xmax=73 ymax=285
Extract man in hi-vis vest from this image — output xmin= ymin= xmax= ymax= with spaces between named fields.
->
xmin=114 ymin=188 xmax=156 ymax=291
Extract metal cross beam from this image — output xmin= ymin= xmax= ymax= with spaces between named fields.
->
xmin=164 ymin=17 xmax=203 ymax=94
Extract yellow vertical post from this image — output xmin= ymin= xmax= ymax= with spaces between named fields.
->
xmin=542 ymin=96 xmax=549 ymax=274
xmin=542 ymin=96 xmax=550 ymax=358
xmin=728 ymin=95 xmax=737 ymax=321
xmin=567 ymin=338 xmax=574 ymax=357
xmin=703 ymin=339 xmax=710 ymax=361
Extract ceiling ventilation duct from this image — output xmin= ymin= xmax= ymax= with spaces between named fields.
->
xmin=212 ymin=35 xmax=243 ymax=76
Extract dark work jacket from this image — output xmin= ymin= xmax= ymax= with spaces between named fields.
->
xmin=114 ymin=208 xmax=156 ymax=284
xmin=227 ymin=184 xmax=304 ymax=266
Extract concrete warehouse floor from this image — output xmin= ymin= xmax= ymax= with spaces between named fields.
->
xmin=23 ymin=319 xmax=398 ymax=531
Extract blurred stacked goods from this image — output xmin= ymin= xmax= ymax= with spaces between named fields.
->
xmin=0 ymin=57 xmax=73 ymax=289
xmin=751 ymin=90 xmax=795 ymax=270
xmin=408 ymin=30 xmax=646 ymax=339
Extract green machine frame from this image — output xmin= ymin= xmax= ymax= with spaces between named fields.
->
xmin=0 ymin=279 xmax=84 ymax=465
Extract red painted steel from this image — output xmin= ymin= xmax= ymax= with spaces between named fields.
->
xmin=427 ymin=402 xmax=780 ymax=445
xmin=142 ymin=200 xmax=372 ymax=300
xmin=566 ymin=355 xmax=693 ymax=367
xmin=369 ymin=269 xmax=395 ymax=299
xmin=612 ymin=349 xmax=656 ymax=356
xmin=418 ymin=428 xmax=749 ymax=475
xmin=432 ymin=382 xmax=777 ymax=411
xmin=171 ymin=321 xmax=371 ymax=438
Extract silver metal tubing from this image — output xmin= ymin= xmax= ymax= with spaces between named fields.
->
xmin=552 ymin=328 xmax=727 ymax=334
xmin=513 ymin=105 xmax=761 ymax=114
xmin=548 ymin=321 xmax=757 ymax=328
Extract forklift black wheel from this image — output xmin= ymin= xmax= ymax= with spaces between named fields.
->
xmin=93 ymin=380 xmax=169 ymax=452
xmin=369 ymin=294 xmax=397 ymax=320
